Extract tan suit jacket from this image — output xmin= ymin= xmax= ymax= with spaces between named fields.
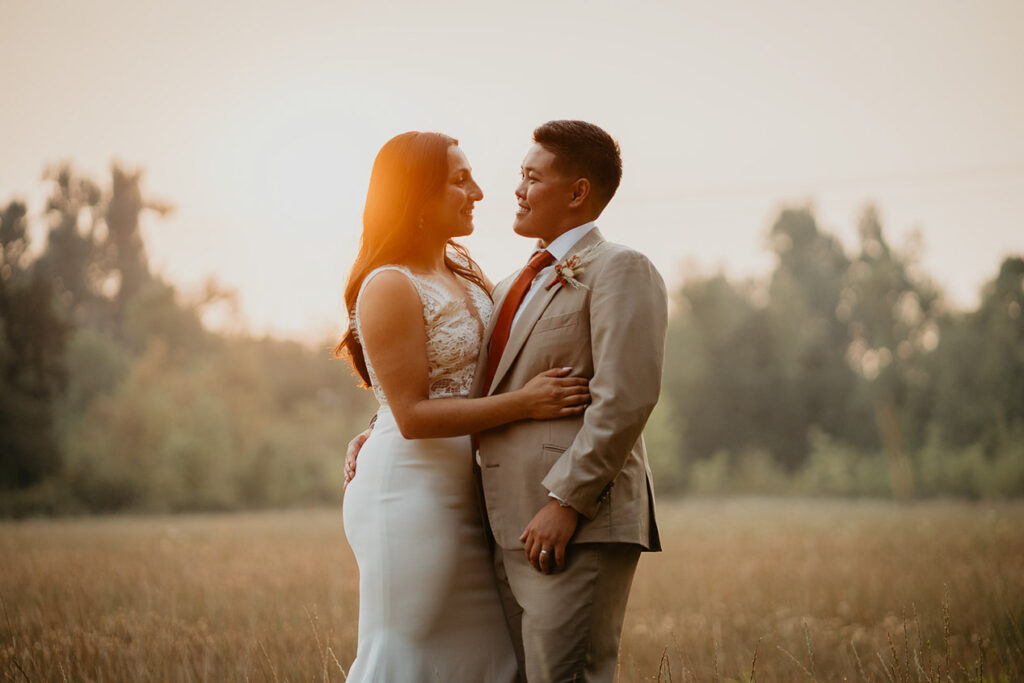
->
xmin=471 ymin=228 xmax=666 ymax=552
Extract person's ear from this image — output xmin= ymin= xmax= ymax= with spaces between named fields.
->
xmin=568 ymin=178 xmax=590 ymax=208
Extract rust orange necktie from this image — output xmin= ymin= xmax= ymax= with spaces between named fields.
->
xmin=483 ymin=249 xmax=556 ymax=392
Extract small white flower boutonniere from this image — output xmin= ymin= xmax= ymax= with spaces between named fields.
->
xmin=546 ymin=246 xmax=597 ymax=291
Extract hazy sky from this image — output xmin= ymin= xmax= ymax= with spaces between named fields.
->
xmin=2 ymin=0 xmax=1022 ymax=340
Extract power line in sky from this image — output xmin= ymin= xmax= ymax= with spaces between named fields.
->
xmin=624 ymin=163 xmax=1024 ymax=204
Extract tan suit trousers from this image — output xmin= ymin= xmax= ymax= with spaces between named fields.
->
xmin=493 ymin=543 xmax=642 ymax=683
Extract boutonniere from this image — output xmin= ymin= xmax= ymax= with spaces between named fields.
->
xmin=546 ymin=246 xmax=597 ymax=290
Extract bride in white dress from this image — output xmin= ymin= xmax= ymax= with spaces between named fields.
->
xmin=336 ymin=132 xmax=590 ymax=682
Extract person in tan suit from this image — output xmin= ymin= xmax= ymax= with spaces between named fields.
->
xmin=474 ymin=120 xmax=666 ymax=682
xmin=346 ymin=120 xmax=667 ymax=682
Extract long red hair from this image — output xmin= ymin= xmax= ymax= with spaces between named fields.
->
xmin=334 ymin=131 xmax=487 ymax=386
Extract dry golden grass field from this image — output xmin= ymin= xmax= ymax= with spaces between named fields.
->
xmin=2 ymin=499 xmax=1023 ymax=682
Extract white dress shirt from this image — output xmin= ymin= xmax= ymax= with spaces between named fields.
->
xmin=510 ymin=221 xmax=597 ymax=331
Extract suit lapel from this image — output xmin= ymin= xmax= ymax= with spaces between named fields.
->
xmin=486 ymin=228 xmax=605 ymax=395
xmin=486 ymin=273 xmax=560 ymax=395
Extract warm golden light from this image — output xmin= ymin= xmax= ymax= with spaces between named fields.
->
xmin=1 ymin=0 xmax=1021 ymax=339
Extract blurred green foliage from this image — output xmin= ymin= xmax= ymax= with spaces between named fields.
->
xmin=654 ymin=206 xmax=1023 ymax=499
xmin=0 ymin=168 xmax=1021 ymax=515
xmin=1 ymin=165 xmax=375 ymax=516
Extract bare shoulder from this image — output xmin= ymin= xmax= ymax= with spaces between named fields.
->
xmin=358 ymin=269 xmax=421 ymax=323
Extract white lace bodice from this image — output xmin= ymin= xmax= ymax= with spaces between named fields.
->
xmin=355 ymin=265 xmax=493 ymax=407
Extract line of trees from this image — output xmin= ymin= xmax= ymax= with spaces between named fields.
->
xmin=1 ymin=165 xmax=375 ymax=516
xmin=650 ymin=207 xmax=1024 ymax=498
xmin=1 ymin=166 xmax=1021 ymax=515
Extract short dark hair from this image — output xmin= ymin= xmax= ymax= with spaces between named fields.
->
xmin=532 ymin=120 xmax=622 ymax=210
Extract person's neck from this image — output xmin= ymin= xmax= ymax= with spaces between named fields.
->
xmin=537 ymin=214 xmax=596 ymax=248
xmin=400 ymin=241 xmax=448 ymax=275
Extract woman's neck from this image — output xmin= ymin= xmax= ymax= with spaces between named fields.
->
xmin=399 ymin=240 xmax=448 ymax=275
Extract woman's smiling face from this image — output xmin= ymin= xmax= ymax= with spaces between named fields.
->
xmin=421 ymin=145 xmax=484 ymax=240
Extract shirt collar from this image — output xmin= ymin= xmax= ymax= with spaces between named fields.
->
xmin=538 ymin=221 xmax=597 ymax=262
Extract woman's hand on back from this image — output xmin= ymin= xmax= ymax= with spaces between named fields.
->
xmin=519 ymin=367 xmax=590 ymax=420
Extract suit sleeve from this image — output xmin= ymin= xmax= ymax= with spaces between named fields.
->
xmin=541 ymin=248 xmax=668 ymax=519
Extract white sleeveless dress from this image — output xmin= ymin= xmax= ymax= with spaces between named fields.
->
xmin=342 ymin=265 xmax=518 ymax=683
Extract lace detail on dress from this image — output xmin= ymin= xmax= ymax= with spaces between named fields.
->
xmin=354 ymin=264 xmax=493 ymax=408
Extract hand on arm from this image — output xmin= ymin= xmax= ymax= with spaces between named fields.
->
xmin=357 ymin=271 xmax=590 ymax=440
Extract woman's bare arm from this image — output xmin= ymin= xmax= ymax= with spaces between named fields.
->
xmin=358 ymin=270 xmax=587 ymax=440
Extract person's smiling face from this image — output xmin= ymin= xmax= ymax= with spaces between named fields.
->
xmin=421 ymin=145 xmax=483 ymax=240
xmin=512 ymin=143 xmax=576 ymax=246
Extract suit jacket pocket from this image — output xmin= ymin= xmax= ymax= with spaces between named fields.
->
xmin=541 ymin=443 xmax=567 ymax=458
xmin=532 ymin=311 xmax=578 ymax=334
xmin=537 ymin=444 xmax=567 ymax=502
xmin=539 ymin=443 xmax=569 ymax=478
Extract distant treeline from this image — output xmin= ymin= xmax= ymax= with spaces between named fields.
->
xmin=648 ymin=207 xmax=1024 ymax=498
xmin=1 ymin=167 xmax=1022 ymax=515
xmin=0 ymin=165 xmax=376 ymax=516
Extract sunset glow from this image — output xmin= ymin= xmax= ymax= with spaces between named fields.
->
xmin=2 ymin=0 xmax=1022 ymax=339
